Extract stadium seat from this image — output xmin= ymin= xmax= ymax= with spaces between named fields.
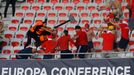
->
xmin=43 ymin=3 xmax=53 ymax=11
xmin=19 ymin=24 xmax=31 ymax=31
xmin=99 ymin=3 xmax=106 ymax=10
xmin=82 ymin=0 xmax=91 ymax=4
xmin=67 ymin=17 xmax=79 ymax=28
xmin=80 ymin=10 xmax=90 ymax=18
xmin=26 ymin=0 xmax=35 ymax=3
xmin=100 ymin=10 xmax=108 ymax=17
xmin=94 ymin=0 xmax=103 ymax=4
xmin=15 ymin=10 xmax=25 ymax=18
xmin=58 ymin=17 xmax=68 ymax=25
xmin=31 ymin=3 xmax=42 ymax=11
xmin=50 ymin=0 xmax=58 ymax=4
xmin=1 ymin=39 xmax=9 ymax=47
xmin=36 ymin=10 xmax=47 ymax=17
xmin=58 ymin=10 xmax=68 ymax=17
xmin=93 ymin=17 xmax=103 ymax=24
xmin=65 ymin=3 xmax=75 ymax=11
xmin=11 ymin=17 xmax=21 ymax=24
xmin=37 ymin=0 xmax=45 ymax=3
xmin=8 ymin=24 xmax=18 ymax=32
xmin=47 ymin=10 xmax=58 ymax=17
xmin=2 ymin=46 xmax=13 ymax=54
xmin=61 ymin=0 xmax=70 ymax=4
xmin=15 ymin=31 xmax=26 ymax=39
xmin=13 ymin=46 xmax=24 ymax=54
xmin=76 ymin=3 xmax=86 ymax=11
xmin=25 ymin=10 xmax=36 ymax=18
xmin=34 ymin=17 xmax=45 ymax=23
xmin=10 ymin=38 xmax=22 ymax=47
xmin=72 ymin=0 xmax=80 ymax=4
xmin=54 ymin=3 xmax=64 ymax=11
xmin=23 ymin=17 xmax=34 ymax=25
xmin=129 ymin=45 xmax=134 ymax=52
xmin=91 ymin=10 xmax=101 ymax=18
xmin=87 ymin=3 xmax=97 ymax=11
xmin=47 ymin=17 xmax=58 ymax=28
xmin=21 ymin=3 xmax=31 ymax=10
xmin=80 ymin=17 xmax=91 ymax=25
xmin=4 ymin=31 xmax=15 ymax=39
xmin=69 ymin=10 xmax=79 ymax=17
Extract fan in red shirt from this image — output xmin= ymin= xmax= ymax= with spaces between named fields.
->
xmin=38 ymin=35 xmax=58 ymax=59
xmin=74 ymin=26 xmax=88 ymax=58
xmin=58 ymin=30 xmax=74 ymax=59
xmin=100 ymin=29 xmax=116 ymax=51
xmin=117 ymin=21 xmax=129 ymax=51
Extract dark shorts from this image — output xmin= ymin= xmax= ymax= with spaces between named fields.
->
xmin=118 ymin=37 xmax=129 ymax=50
xmin=88 ymin=41 xmax=93 ymax=49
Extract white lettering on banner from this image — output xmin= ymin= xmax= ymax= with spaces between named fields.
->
xmin=34 ymin=68 xmax=40 ymax=75
xmin=78 ymin=67 xmax=84 ymax=75
xmin=51 ymin=67 xmax=59 ymax=75
xmin=100 ymin=67 xmax=106 ymax=75
xmin=107 ymin=67 xmax=115 ymax=75
xmin=60 ymin=68 xmax=68 ymax=75
xmin=92 ymin=67 xmax=99 ymax=75
xmin=68 ymin=67 xmax=76 ymax=75
xmin=25 ymin=68 xmax=33 ymax=75
xmin=17 ymin=68 xmax=24 ymax=75
xmin=116 ymin=66 xmax=123 ymax=75
xmin=85 ymin=67 xmax=91 ymax=75
xmin=40 ymin=68 xmax=47 ymax=75
xmin=2 ymin=68 xmax=8 ymax=75
xmin=124 ymin=66 xmax=130 ymax=75
xmin=1 ymin=66 xmax=131 ymax=75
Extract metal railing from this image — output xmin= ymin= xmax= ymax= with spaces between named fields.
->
xmin=0 ymin=51 xmax=134 ymax=60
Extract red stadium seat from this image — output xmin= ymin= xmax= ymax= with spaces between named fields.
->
xmin=13 ymin=46 xmax=23 ymax=54
xmin=2 ymin=46 xmax=13 ymax=54
xmin=94 ymin=0 xmax=103 ymax=4
xmin=15 ymin=31 xmax=26 ymax=39
xmin=10 ymin=38 xmax=22 ymax=47
xmin=21 ymin=3 xmax=31 ymax=10
xmin=50 ymin=0 xmax=58 ymax=4
xmin=48 ymin=10 xmax=57 ymax=17
xmin=47 ymin=17 xmax=58 ymax=28
xmin=43 ymin=3 xmax=53 ymax=11
xmin=58 ymin=10 xmax=68 ymax=17
xmin=72 ymin=0 xmax=80 ymax=4
xmin=4 ymin=31 xmax=14 ymax=39
xmin=25 ymin=10 xmax=36 ymax=18
xmin=61 ymin=0 xmax=69 ymax=4
xmin=37 ymin=0 xmax=45 ymax=3
xmin=8 ymin=24 xmax=18 ymax=32
xmin=76 ymin=3 xmax=86 ymax=11
xmin=82 ymin=0 xmax=91 ymax=4
xmin=36 ymin=10 xmax=47 ymax=17
xmin=87 ymin=3 xmax=97 ymax=11
xmin=19 ymin=24 xmax=31 ymax=31
xmin=65 ymin=3 xmax=75 ymax=11
xmin=27 ymin=0 xmax=35 ymax=3
xmin=54 ymin=3 xmax=64 ymax=11
xmin=23 ymin=17 xmax=34 ymax=25
xmin=80 ymin=10 xmax=90 ymax=18
xmin=69 ymin=10 xmax=79 ymax=17
xmin=15 ymin=10 xmax=25 ymax=18
xmin=31 ymin=3 xmax=42 ymax=11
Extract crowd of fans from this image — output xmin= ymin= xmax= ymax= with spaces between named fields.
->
xmin=0 ymin=0 xmax=133 ymax=59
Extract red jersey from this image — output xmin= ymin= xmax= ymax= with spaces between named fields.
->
xmin=75 ymin=30 xmax=88 ymax=46
xmin=101 ymin=32 xmax=115 ymax=51
xmin=58 ymin=35 xmax=74 ymax=50
xmin=119 ymin=23 xmax=129 ymax=40
xmin=41 ymin=40 xmax=57 ymax=53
